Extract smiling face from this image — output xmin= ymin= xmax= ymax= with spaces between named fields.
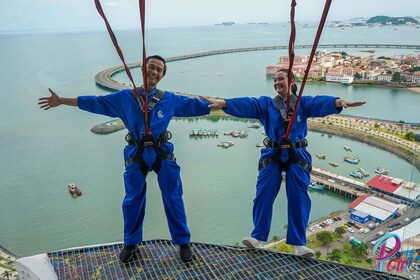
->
xmin=273 ymin=70 xmax=294 ymax=99
xmin=145 ymin=58 xmax=165 ymax=90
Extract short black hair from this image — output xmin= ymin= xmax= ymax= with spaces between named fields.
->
xmin=146 ymin=55 xmax=167 ymax=76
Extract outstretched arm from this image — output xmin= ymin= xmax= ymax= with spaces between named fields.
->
xmin=335 ymin=98 xmax=366 ymax=109
xmin=200 ymin=96 xmax=226 ymax=109
xmin=38 ymin=88 xmax=78 ymax=110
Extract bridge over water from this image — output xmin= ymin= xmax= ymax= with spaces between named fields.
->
xmin=95 ymin=44 xmax=420 ymax=91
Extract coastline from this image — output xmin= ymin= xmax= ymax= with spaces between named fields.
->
xmin=407 ymin=87 xmax=420 ymax=94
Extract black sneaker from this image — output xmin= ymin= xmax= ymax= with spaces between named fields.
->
xmin=179 ymin=243 xmax=193 ymax=262
xmin=119 ymin=245 xmax=137 ymax=263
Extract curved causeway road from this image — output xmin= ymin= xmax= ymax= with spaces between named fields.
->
xmin=95 ymin=44 xmax=420 ymax=91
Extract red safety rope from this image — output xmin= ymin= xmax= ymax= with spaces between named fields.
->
xmin=94 ymin=0 xmax=151 ymax=135
xmin=286 ymin=0 xmax=297 ymax=114
xmin=284 ymin=0 xmax=332 ymax=138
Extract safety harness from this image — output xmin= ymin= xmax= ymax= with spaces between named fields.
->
xmin=125 ymin=88 xmax=174 ymax=176
xmin=257 ymin=0 xmax=332 ymax=174
xmin=258 ymin=94 xmax=311 ymax=173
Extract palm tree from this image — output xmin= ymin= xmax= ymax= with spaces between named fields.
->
xmin=327 ymin=249 xmax=342 ymax=263
xmin=1 ymin=270 xmax=13 ymax=280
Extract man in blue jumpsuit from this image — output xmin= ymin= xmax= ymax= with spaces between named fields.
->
xmin=202 ymin=69 xmax=365 ymax=257
xmin=39 ymin=55 xmax=210 ymax=263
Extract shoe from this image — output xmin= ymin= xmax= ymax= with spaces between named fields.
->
xmin=242 ymin=237 xmax=264 ymax=248
xmin=295 ymin=246 xmax=315 ymax=257
xmin=179 ymin=243 xmax=193 ymax=262
xmin=119 ymin=245 xmax=137 ymax=263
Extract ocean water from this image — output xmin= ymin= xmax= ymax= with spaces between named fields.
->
xmin=0 ymin=23 xmax=419 ymax=257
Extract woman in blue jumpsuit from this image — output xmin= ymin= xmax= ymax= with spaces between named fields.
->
xmin=203 ymin=69 xmax=365 ymax=257
xmin=39 ymin=55 xmax=210 ymax=263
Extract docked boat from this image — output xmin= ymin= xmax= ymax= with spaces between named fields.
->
xmin=358 ymin=168 xmax=370 ymax=177
xmin=247 ymin=122 xmax=261 ymax=129
xmin=217 ymin=141 xmax=234 ymax=148
xmin=68 ymin=183 xmax=82 ymax=198
xmin=256 ymin=143 xmax=265 ymax=148
xmin=316 ymin=153 xmax=326 ymax=160
xmin=308 ymin=182 xmax=325 ymax=191
xmin=329 ymin=162 xmax=339 ymax=167
xmin=374 ymin=167 xmax=389 ymax=175
xmin=344 ymin=156 xmax=360 ymax=164
xmin=350 ymin=171 xmax=364 ymax=179
xmin=343 ymin=145 xmax=352 ymax=152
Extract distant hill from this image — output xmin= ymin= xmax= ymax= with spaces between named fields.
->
xmin=366 ymin=16 xmax=419 ymax=25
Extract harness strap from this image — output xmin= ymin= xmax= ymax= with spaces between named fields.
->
xmin=124 ymin=131 xmax=174 ymax=176
xmin=264 ymin=138 xmax=308 ymax=149
xmin=258 ymin=155 xmax=311 ymax=173
xmin=274 ymin=94 xmax=297 ymax=128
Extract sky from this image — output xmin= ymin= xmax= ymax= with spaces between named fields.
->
xmin=0 ymin=0 xmax=418 ymax=32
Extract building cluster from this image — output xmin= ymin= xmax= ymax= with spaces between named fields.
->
xmin=266 ymin=51 xmax=420 ymax=85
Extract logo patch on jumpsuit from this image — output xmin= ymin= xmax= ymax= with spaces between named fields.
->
xmin=157 ymin=110 xmax=164 ymax=118
xmin=297 ymin=115 xmax=302 ymax=122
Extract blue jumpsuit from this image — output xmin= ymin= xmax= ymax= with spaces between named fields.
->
xmin=78 ymin=88 xmax=210 ymax=246
xmin=223 ymin=95 xmax=342 ymax=246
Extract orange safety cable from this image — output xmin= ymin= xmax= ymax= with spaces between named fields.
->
xmin=95 ymin=0 xmax=151 ymax=135
xmin=138 ymin=0 xmax=150 ymax=135
xmin=284 ymin=0 xmax=333 ymax=138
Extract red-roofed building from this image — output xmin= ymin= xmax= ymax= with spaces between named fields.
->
xmin=348 ymin=194 xmax=401 ymax=223
xmin=366 ymin=175 xmax=420 ymax=207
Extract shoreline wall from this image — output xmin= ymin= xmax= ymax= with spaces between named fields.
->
xmin=309 ymin=124 xmax=420 ymax=171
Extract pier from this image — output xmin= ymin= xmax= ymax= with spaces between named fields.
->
xmin=311 ymin=167 xmax=370 ymax=199
xmin=94 ymin=44 xmax=420 ymax=91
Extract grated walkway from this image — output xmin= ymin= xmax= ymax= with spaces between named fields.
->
xmin=45 ymin=239 xmax=408 ymax=280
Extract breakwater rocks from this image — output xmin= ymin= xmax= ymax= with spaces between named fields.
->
xmin=90 ymin=119 xmax=125 ymax=134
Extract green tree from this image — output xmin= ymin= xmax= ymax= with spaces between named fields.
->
xmin=1 ymin=270 xmax=13 ymax=280
xmin=391 ymin=72 xmax=401 ymax=82
xmin=351 ymin=242 xmax=367 ymax=258
xmin=315 ymin=251 xmax=322 ymax=258
xmin=334 ymin=226 xmax=346 ymax=237
xmin=354 ymin=73 xmax=362 ymax=79
xmin=271 ymin=235 xmax=279 ymax=242
xmin=405 ymin=132 xmax=415 ymax=141
xmin=342 ymin=243 xmax=351 ymax=254
xmin=327 ymin=248 xmax=342 ymax=263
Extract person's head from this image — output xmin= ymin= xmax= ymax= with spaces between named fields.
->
xmin=273 ymin=69 xmax=298 ymax=99
xmin=144 ymin=55 xmax=167 ymax=89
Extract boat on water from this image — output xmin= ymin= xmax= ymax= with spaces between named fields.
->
xmin=329 ymin=162 xmax=340 ymax=167
xmin=350 ymin=171 xmax=364 ymax=179
xmin=374 ymin=167 xmax=389 ymax=175
xmin=344 ymin=156 xmax=360 ymax=164
xmin=358 ymin=168 xmax=370 ymax=177
xmin=217 ymin=141 xmax=234 ymax=148
xmin=68 ymin=183 xmax=82 ymax=198
xmin=316 ymin=153 xmax=326 ymax=160
xmin=190 ymin=128 xmax=218 ymax=138
xmin=308 ymin=182 xmax=325 ymax=191
xmin=343 ymin=145 xmax=352 ymax=152
xmin=247 ymin=122 xmax=261 ymax=129
xmin=256 ymin=143 xmax=265 ymax=148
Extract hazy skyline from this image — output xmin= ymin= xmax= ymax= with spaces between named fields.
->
xmin=0 ymin=0 xmax=418 ymax=32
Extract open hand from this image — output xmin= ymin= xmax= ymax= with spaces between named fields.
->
xmin=38 ymin=88 xmax=60 ymax=110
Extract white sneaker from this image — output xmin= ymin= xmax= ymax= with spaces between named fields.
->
xmin=242 ymin=237 xmax=264 ymax=248
xmin=295 ymin=246 xmax=315 ymax=257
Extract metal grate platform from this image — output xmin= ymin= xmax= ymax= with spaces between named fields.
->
xmin=47 ymin=239 xmax=406 ymax=280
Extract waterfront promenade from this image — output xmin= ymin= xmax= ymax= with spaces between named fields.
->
xmin=94 ymin=44 xmax=420 ymax=91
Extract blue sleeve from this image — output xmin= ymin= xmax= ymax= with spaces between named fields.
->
xmin=300 ymin=95 xmax=342 ymax=118
xmin=77 ymin=90 xmax=129 ymax=118
xmin=223 ymin=97 xmax=264 ymax=119
xmin=173 ymin=94 xmax=211 ymax=117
